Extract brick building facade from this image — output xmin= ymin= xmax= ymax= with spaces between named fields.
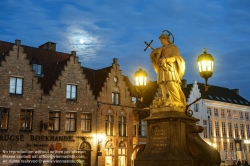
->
xmin=0 ymin=40 xmax=135 ymax=166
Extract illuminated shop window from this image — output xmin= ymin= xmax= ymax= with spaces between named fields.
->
xmin=118 ymin=142 xmax=127 ymax=166
xmin=118 ymin=116 xmax=126 ymax=136
xmin=49 ymin=111 xmax=60 ymax=131
xmin=106 ymin=115 xmax=114 ymax=136
xmin=0 ymin=107 xmax=9 ymax=130
xmin=81 ymin=113 xmax=92 ymax=132
xmin=20 ymin=109 xmax=33 ymax=131
xmin=105 ymin=141 xmax=114 ymax=166
xmin=65 ymin=112 xmax=76 ymax=132
xmin=9 ymin=77 xmax=23 ymax=95
xmin=66 ymin=84 xmax=77 ymax=100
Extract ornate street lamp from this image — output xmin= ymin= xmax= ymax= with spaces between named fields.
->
xmin=197 ymin=48 xmax=214 ymax=87
xmin=186 ymin=48 xmax=214 ymax=116
xmin=133 ymin=66 xmax=148 ymax=101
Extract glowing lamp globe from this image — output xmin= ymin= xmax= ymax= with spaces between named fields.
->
xmin=197 ymin=48 xmax=214 ymax=85
xmin=134 ymin=66 xmax=148 ymax=87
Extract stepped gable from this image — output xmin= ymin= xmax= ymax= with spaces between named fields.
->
xmin=197 ymin=82 xmax=250 ymax=106
xmin=123 ymin=76 xmax=137 ymax=97
xmin=0 ymin=40 xmax=71 ymax=94
xmin=182 ymin=83 xmax=193 ymax=99
xmin=82 ymin=66 xmax=112 ymax=98
xmin=0 ymin=40 xmax=14 ymax=65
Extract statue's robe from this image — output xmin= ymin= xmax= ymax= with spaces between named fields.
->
xmin=150 ymin=43 xmax=186 ymax=106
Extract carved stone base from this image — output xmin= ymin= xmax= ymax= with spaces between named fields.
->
xmin=134 ymin=109 xmax=221 ymax=166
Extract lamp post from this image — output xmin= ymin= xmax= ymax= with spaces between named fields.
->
xmin=133 ymin=66 xmax=148 ymax=102
xmin=186 ymin=48 xmax=214 ymax=116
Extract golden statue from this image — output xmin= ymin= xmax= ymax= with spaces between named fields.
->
xmin=148 ymin=31 xmax=186 ymax=108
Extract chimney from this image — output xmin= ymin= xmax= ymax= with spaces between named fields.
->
xmin=15 ymin=39 xmax=21 ymax=46
xmin=39 ymin=42 xmax=56 ymax=51
xmin=113 ymin=58 xmax=118 ymax=64
xmin=181 ymin=79 xmax=187 ymax=88
xmin=231 ymin=89 xmax=239 ymax=95
xmin=71 ymin=51 xmax=76 ymax=56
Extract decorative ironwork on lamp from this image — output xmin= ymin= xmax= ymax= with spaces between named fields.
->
xmin=186 ymin=48 xmax=214 ymax=116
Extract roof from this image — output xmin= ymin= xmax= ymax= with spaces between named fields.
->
xmin=82 ymin=66 xmax=112 ymax=98
xmin=196 ymin=83 xmax=250 ymax=106
xmin=0 ymin=40 xmax=71 ymax=94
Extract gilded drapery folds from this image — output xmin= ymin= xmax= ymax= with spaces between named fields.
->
xmin=150 ymin=33 xmax=186 ymax=108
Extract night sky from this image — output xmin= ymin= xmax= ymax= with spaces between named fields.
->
xmin=1 ymin=0 xmax=250 ymax=100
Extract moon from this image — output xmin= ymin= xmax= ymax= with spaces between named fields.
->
xmin=80 ymin=39 xmax=84 ymax=44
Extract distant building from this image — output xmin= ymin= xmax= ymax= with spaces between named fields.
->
xmin=182 ymin=80 xmax=250 ymax=164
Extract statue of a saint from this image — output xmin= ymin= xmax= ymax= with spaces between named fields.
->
xmin=150 ymin=32 xmax=186 ymax=107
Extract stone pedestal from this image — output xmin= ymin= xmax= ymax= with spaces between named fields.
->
xmin=134 ymin=107 xmax=221 ymax=166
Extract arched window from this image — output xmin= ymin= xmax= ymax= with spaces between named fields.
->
xmin=118 ymin=141 xmax=127 ymax=166
xmin=105 ymin=141 xmax=114 ymax=166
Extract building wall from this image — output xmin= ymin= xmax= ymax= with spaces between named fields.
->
xmin=96 ymin=59 xmax=135 ymax=166
xmin=186 ymin=81 xmax=210 ymax=140
xmin=0 ymin=43 xmax=99 ymax=165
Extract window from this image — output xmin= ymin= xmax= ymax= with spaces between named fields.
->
xmin=203 ymin=120 xmax=207 ymax=125
xmin=227 ymin=110 xmax=231 ymax=118
xmin=118 ymin=142 xmax=126 ymax=166
xmin=228 ymin=122 xmax=233 ymax=138
xmin=32 ymin=64 xmax=43 ymax=76
xmin=9 ymin=77 xmax=23 ymax=95
xmin=240 ymin=124 xmax=245 ymax=138
xmin=81 ymin=113 xmax=91 ymax=132
xmin=0 ymin=107 xmax=9 ymax=130
xmin=233 ymin=111 xmax=238 ymax=119
xmin=203 ymin=126 xmax=208 ymax=138
xmin=246 ymin=113 xmax=249 ymax=121
xmin=118 ymin=116 xmax=126 ymax=137
xmin=133 ymin=125 xmax=137 ymax=136
xmin=234 ymin=123 xmax=239 ymax=138
xmin=66 ymin=84 xmax=77 ymax=100
xmin=247 ymin=125 xmax=250 ymax=138
xmin=215 ymin=121 xmax=220 ymax=137
xmin=221 ymin=109 xmax=225 ymax=118
xmin=65 ymin=112 xmax=76 ymax=132
xmin=223 ymin=142 xmax=227 ymax=159
xmin=230 ymin=143 xmax=234 ymax=152
xmin=222 ymin=122 xmax=226 ymax=137
xmin=20 ymin=109 xmax=33 ymax=130
xmin=139 ymin=120 xmax=147 ymax=137
xmin=240 ymin=112 xmax=244 ymax=120
xmin=105 ymin=147 xmax=114 ymax=166
xmin=207 ymin=108 xmax=211 ymax=115
xmin=105 ymin=115 xmax=114 ymax=136
xmin=132 ymin=97 xmax=137 ymax=104
xmin=49 ymin=111 xmax=60 ymax=131
xmin=194 ymin=103 xmax=199 ymax=112
xmin=112 ymin=92 xmax=119 ymax=105
xmin=210 ymin=120 xmax=213 ymax=137
xmin=214 ymin=109 xmax=218 ymax=116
